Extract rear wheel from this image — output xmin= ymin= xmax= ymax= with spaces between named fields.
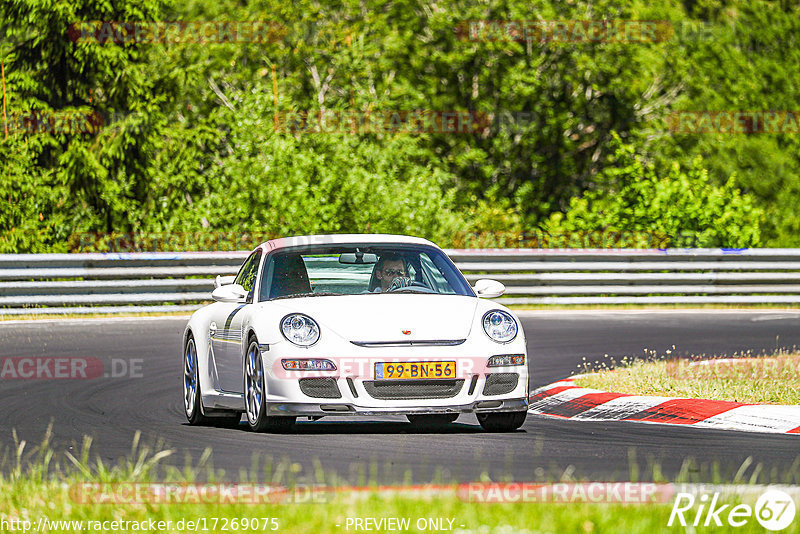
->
xmin=244 ymin=340 xmax=295 ymax=433
xmin=476 ymin=411 xmax=527 ymax=432
xmin=406 ymin=414 xmax=459 ymax=426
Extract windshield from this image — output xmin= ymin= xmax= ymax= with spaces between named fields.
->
xmin=258 ymin=244 xmax=474 ymax=301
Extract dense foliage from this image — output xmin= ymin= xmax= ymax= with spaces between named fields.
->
xmin=1 ymin=0 xmax=797 ymax=251
xmin=543 ymin=135 xmax=764 ymax=248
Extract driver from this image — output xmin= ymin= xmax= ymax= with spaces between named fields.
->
xmin=372 ymin=253 xmax=408 ymax=292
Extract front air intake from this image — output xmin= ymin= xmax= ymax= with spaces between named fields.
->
xmin=363 ymin=379 xmax=465 ymax=400
xmin=299 ymin=378 xmax=342 ymax=399
xmin=482 ymin=373 xmax=519 ymax=396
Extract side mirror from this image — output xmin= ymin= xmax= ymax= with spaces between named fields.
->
xmin=212 ymin=283 xmax=247 ymax=303
xmin=214 ymin=274 xmax=236 ymax=289
xmin=473 ymin=279 xmax=505 ymax=299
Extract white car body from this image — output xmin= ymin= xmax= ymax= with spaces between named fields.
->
xmin=182 ymin=234 xmax=529 ymax=432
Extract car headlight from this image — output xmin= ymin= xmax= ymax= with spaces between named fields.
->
xmin=487 ymin=354 xmax=525 ymax=367
xmin=482 ymin=310 xmax=518 ymax=343
xmin=280 ymin=314 xmax=320 ymax=346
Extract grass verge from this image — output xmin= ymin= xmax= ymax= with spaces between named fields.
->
xmin=1 ymin=431 xmax=790 ymax=534
xmin=574 ymin=351 xmax=800 ymax=405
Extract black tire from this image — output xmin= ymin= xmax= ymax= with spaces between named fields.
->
xmin=244 ymin=339 xmax=296 ymax=433
xmin=185 ymin=335 xmax=242 ymax=427
xmin=476 ymin=411 xmax=527 ymax=432
xmin=184 ymin=335 xmax=212 ymax=425
xmin=407 ymin=413 xmax=459 ymax=426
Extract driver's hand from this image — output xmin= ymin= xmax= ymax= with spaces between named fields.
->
xmin=389 ymin=277 xmax=413 ymax=291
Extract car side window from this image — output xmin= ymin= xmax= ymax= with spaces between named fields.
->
xmin=235 ymin=250 xmax=262 ymax=300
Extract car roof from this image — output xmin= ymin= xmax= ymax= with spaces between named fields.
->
xmin=260 ymin=234 xmax=438 ymax=252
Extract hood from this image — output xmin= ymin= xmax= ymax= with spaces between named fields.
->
xmin=271 ymin=294 xmax=479 ymax=342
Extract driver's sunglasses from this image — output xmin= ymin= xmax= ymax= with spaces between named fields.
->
xmin=382 ymin=268 xmax=406 ymax=276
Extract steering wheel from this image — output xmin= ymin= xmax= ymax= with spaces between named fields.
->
xmin=388 ymin=277 xmax=434 ymax=293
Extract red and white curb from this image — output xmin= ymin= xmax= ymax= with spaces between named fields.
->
xmin=528 ymin=377 xmax=800 ymax=435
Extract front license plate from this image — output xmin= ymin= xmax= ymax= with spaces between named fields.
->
xmin=374 ymin=361 xmax=456 ymax=380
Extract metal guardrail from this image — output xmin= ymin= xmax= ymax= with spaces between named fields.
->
xmin=3 ymin=249 xmax=800 ymax=314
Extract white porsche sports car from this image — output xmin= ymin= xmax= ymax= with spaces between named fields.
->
xmin=182 ymin=234 xmax=529 ymax=432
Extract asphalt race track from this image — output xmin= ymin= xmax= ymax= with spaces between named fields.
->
xmin=1 ymin=310 xmax=799 ymax=484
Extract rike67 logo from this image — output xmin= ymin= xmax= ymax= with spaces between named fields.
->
xmin=669 ymin=489 xmax=796 ymax=531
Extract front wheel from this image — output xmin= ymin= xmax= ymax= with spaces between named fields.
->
xmin=476 ymin=411 xmax=527 ymax=432
xmin=244 ymin=340 xmax=295 ymax=433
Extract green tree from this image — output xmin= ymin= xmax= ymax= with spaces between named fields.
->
xmin=148 ymin=86 xmax=467 ymax=244
xmin=543 ymin=137 xmax=763 ymax=247
xmin=0 ymin=0 xmax=175 ymax=250
xmin=647 ymin=1 xmax=800 ymax=245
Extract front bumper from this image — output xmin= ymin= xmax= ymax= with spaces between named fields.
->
xmin=262 ymin=357 xmax=529 ymax=417
xmin=266 ymin=398 xmax=529 ymax=417
xmin=238 ymin=321 xmax=531 ymax=418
